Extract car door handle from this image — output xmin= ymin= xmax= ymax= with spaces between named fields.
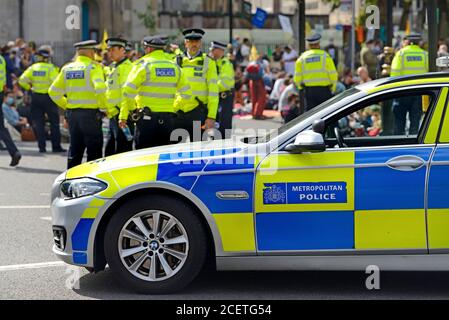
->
xmin=386 ymin=156 xmax=426 ymax=171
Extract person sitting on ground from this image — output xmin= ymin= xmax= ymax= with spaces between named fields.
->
xmin=2 ymin=92 xmax=29 ymax=133
xmin=281 ymin=92 xmax=300 ymax=123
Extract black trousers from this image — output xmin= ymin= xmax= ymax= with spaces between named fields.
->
xmin=393 ymin=97 xmax=422 ymax=136
xmin=304 ymin=86 xmax=333 ymax=112
xmin=66 ymin=109 xmax=103 ymax=169
xmin=135 ymin=112 xmax=175 ymax=150
xmin=174 ymin=106 xmax=208 ymax=143
xmin=105 ymin=117 xmax=134 ymax=156
xmin=31 ymin=93 xmax=62 ymax=151
xmin=218 ymin=92 xmax=234 ymax=139
xmin=0 ymin=93 xmax=19 ymax=157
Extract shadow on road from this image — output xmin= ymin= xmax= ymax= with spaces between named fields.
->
xmin=72 ymin=268 xmax=449 ymax=300
xmin=0 ymin=166 xmax=64 ymax=175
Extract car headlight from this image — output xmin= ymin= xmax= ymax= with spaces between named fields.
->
xmin=60 ymin=178 xmax=107 ymax=199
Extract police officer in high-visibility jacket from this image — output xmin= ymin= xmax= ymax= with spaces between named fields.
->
xmin=294 ymin=34 xmax=338 ymax=112
xmin=209 ymin=41 xmax=235 ymax=139
xmin=0 ymin=53 xmax=21 ymax=167
xmin=390 ymin=33 xmax=429 ymax=135
xmin=104 ymin=37 xmax=134 ymax=156
xmin=120 ymin=36 xmax=191 ymax=149
xmin=174 ymin=29 xmax=219 ymax=142
xmin=18 ymin=49 xmax=66 ymax=153
xmin=49 ymin=40 xmax=107 ymax=169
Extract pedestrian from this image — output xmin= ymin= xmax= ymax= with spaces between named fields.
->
xmin=48 ymin=40 xmax=107 ymax=169
xmin=390 ymin=33 xmax=428 ymax=135
xmin=174 ymin=29 xmax=219 ymax=142
xmin=2 ymin=92 xmax=29 ymax=133
xmin=209 ymin=41 xmax=235 ymax=139
xmin=360 ymin=40 xmax=378 ymax=80
xmin=294 ymin=34 xmax=338 ymax=112
xmin=18 ymin=49 xmax=65 ymax=153
xmin=246 ymin=59 xmax=267 ymax=120
xmin=0 ymin=53 xmax=21 ymax=166
xmin=120 ymin=36 xmax=191 ymax=149
xmin=325 ymin=38 xmax=339 ymax=68
xmin=104 ymin=37 xmax=134 ymax=156
xmin=282 ymin=45 xmax=298 ymax=76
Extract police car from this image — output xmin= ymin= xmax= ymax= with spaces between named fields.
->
xmin=52 ymin=73 xmax=449 ymax=294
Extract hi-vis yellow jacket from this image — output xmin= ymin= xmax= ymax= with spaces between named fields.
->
xmin=120 ymin=50 xmax=191 ymax=121
xmin=294 ymin=49 xmax=338 ymax=92
xmin=48 ymin=55 xmax=107 ymax=110
xmin=216 ymin=57 xmax=235 ymax=93
xmin=0 ymin=55 xmax=6 ymax=91
xmin=174 ymin=52 xmax=219 ymax=120
xmin=18 ymin=62 xmax=59 ymax=94
xmin=390 ymin=45 xmax=429 ymax=77
xmin=105 ymin=58 xmax=133 ymax=118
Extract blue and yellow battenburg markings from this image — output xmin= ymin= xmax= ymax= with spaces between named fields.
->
xmin=256 ymin=147 xmax=432 ymax=251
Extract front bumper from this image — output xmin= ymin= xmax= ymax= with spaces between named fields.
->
xmin=51 ymin=174 xmax=109 ymax=268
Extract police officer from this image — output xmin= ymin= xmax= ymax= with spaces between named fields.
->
xmin=174 ymin=29 xmax=219 ymax=142
xmin=18 ymin=49 xmax=66 ymax=153
xmin=209 ymin=41 xmax=235 ymax=139
xmin=294 ymin=34 xmax=338 ymax=111
xmin=0 ymin=53 xmax=21 ymax=166
xmin=49 ymin=40 xmax=107 ymax=169
xmin=390 ymin=33 xmax=429 ymax=135
xmin=120 ymin=36 xmax=191 ymax=149
xmin=104 ymin=37 xmax=134 ymax=156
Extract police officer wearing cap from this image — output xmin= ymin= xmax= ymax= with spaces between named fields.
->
xmin=174 ymin=28 xmax=219 ymax=142
xmin=390 ymin=33 xmax=429 ymax=135
xmin=104 ymin=37 xmax=134 ymax=156
xmin=294 ymin=34 xmax=338 ymax=111
xmin=209 ymin=41 xmax=235 ymax=139
xmin=120 ymin=36 xmax=191 ymax=149
xmin=49 ymin=40 xmax=108 ymax=169
xmin=19 ymin=49 xmax=65 ymax=153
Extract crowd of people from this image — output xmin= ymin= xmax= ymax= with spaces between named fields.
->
xmin=0 ymin=30 xmax=438 ymax=168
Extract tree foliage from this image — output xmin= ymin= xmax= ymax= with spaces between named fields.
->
xmin=135 ymin=0 xmax=156 ymax=33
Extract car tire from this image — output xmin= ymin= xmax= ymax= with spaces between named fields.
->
xmin=104 ymin=194 xmax=208 ymax=294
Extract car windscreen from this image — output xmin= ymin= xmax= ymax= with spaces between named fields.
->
xmin=245 ymin=87 xmax=361 ymax=144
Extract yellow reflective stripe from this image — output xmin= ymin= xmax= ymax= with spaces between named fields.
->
xmin=355 ymin=209 xmax=427 ymax=249
xmin=188 ymin=78 xmax=207 ymax=83
xmin=140 ymin=92 xmax=175 ymax=99
xmin=425 ymin=87 xmax=447 ymax=143
xmin=209 ymin=79 xmax=218 ymax=84
xmin=96 ymin=88 xmax=106 ymax=94
xmin=209 ymin=92 xmax=219 ymax=97
xmin=180 ymin=93 xmax=191 ymax=99
xmin=65 ymin=86 xmax=94 ymax=93
xmin=124 ymin=92 xmax=137 ymax=99
xmin=81 ymin=208 xmax=100 ymax=219
xmin=67 ymin=99 xmax=98 ymax=105
xmin=107 ymin=98 xmax=121 ymax=105
xmin=142 ymin=81 xmax=177 ymax=88
xmin=178 ymin=85 xmax=190 ymax=93
xmin=125 ymin=82 xmax=137 ymax=90
xmin=303 ymin=78 xmax=332 ymax=83
xmin=213 ymin=213 xmax=256 ymax=252
xmin=192 ymin=90 xmax=208 ymax=96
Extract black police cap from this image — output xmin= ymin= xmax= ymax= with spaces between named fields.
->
xmin=106 ymin=38 xmax=127 ymax=49
xmin=183 ymin=28 xmax=205 ymax=40
xmin=142 ymin=36 xmax=166 ymax=49
xmin=306 ymin=34 xmax=322 ymax=44
xmin=73 ymin=40 xmax=98 ymax=49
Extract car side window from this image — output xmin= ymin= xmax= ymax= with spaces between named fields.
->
xmin=324 ymin=90 xmax=438 ymax=148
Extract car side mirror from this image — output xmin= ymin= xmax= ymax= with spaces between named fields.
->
xmin=285 ymin=130 xmax=326 ymax=154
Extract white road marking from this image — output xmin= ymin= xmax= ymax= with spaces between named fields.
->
xmin=0 ymin=261 xmax=66 ymax=272
xmin=40 ymin=217 xmax=52 ymax=221
xmin=0 ymin=205 xmax=50 ymax=209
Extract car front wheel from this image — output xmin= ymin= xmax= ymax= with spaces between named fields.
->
xmin=104 ymin=195 xmax=208 ymax=294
